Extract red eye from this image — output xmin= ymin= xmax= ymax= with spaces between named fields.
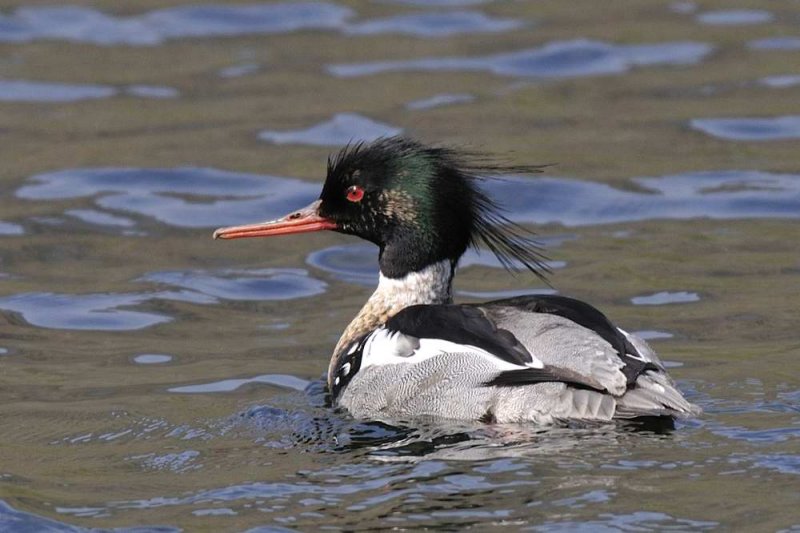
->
xmin=346 ymin=185 xmax=364 ymax=203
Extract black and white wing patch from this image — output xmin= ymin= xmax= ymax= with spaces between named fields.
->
xmin=382 ymin=304 xmax=539 ymax=368
xmin=347 ymin=304 xmax=604 ymax=390
xmin=482 ymin=294 xmax=661 ymax=389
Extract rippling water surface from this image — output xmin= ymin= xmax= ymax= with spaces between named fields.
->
xmin=1 ymin=1 xmax=799 ymax=531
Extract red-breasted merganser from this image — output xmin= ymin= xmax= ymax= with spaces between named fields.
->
xmin=214 ymin=138 xmax=700 ymax=424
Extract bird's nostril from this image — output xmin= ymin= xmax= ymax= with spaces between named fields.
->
xmin=288 ymin=212 xmax=301 ymax=220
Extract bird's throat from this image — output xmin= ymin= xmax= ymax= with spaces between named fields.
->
xmin=328 ymin=260 xmax=454 ymax=386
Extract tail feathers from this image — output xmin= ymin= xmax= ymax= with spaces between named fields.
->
xmin=616 ymin=371 xmax=701 ymax=419
xmin=555 ymin=388 xmax=617 ymax=421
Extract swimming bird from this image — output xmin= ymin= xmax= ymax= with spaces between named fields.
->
xmin=214 ymin=137 xmax=700 ymax=424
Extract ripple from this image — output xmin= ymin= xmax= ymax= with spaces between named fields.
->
xmin=328 ymin=39 xmax=712 ymax=78
xmin=0 ymin=292 xmax=172 ymax=331
xmin=631 ymin=330 xmax=675 ymax=340
xmin=483 ymin=171 xmax=800 ymax=225
xmin=630 ymin=291 xmax=700 ymax=305
xmin=669 ymin=1 xmax=697 ymax=14
xmin=759 ymin=75 xmax=800 ymax=88
xmin=0 ymin=79 xmax=115 ymax=102
xmin=406 ymin=93 xmax=475 ymax=110
xmin=691 ymin=116 xmax=800 ymax=141
xmin=65 ymin=209 xmax=136 ymax=228
xmin=0 ymin=3 xmax=355 ymax=45
xmin=131 ymin=450 xmax=201 ymax=473
xmin=345 ymin=11 xmax=522 ymax=38
xmin=307 ymin=243 xmax=564 ymax=286
xmin=748 ymin=37 xmax=800 ymax=51
xmin=532 ymin=511 xmax=718 ymax=532
xmin=218 ymin=63 xmax=260 ymax=78
xmin=132 ymin=354 xmax=173 ymax=364
xmin=17 ymin=166 xmax=319 ymax=229
xmin=0 ymin=270 xmax=324 ymax=331
xmin=138 ymin=268 xmax=327 ymax=301
xmin=696 ymin=9 xmax=773 ymax=26
xmin=169 ymin=374 xmax=311 ymax=393
xmin=123 ymin=85 xmax=180 ymax=99
xmin=19 ymin=168 xmax=800 ymax=237
xmin=0 ymin=4 xmax=520 ymax=45
xmin=258 ymin=113 xmax=403 ymax=146
xmin=382 ymin=0 xmax=490 ymax=5
xmin=2 ymin=499 xmax=171 ymax=533
xmin=306 ymin=243 xmax=379 ymax=285
xmin=0 ymin=220 xmax=23 ymax=235
xmin=746 ymin=454 xmax=800 ymax=475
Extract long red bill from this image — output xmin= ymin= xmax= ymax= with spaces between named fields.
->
xmin=213 ymin=199 xmax=337 ymax=240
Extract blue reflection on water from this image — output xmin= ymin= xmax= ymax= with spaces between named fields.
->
xmin=748 ymin=36 xmax=800 ymax=50
xmin=328 ymin=39 xmax=713 ymax=78
xmin=169 ymin=374 xmax=310 ymax=393
xmin=0 ymin=79 xmax=115 ymax=102
xmin=0 ymin=499 xmax=180 ymax=532
xmin=759 ymin=75 xmax=800 ymax=88
xmin=0 ymin=3 xmax=354 ymax=45
xmin=484 ymin=171 xmax=800 ymax=226
xmin=345 ymin=10 xmax=522 ymax=37
xmin=691 ymin=116 xmax=800 ymax=141
xmin=0 ymin=4 xmax=522 ymax=45
xmin=695 ymin=9 xmax=773 ymax=25
xmin=17 ymin=167 xmax=320 ymax=229
xmin=406 ymin=93 xmax=475 ymax=110
xmin=138 ymin=268 xmax=327 ymax=302
xmin=307 ymin=243 xmax=564 ymax=286
xmin=0 ymin=270 xmax=325 ymax=330
xmin=631 ymin=291 xmax=700 ymax=305
xmin=258 ymin=113 xmax=403 ymax=146
xmin=15 ymin=168 xmax=800 ymax=233
xmin=0 ymin=220 xmax=24 ymax=235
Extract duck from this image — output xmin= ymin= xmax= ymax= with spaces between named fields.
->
xmin=213 ymin=137 xmax=700 ymax=425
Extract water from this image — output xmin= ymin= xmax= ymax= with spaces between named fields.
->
xmin=1 ymin=1 xmax=799 ymax=531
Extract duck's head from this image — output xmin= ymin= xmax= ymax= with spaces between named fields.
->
xmin=214 ymin=137 xmax=548 ymax=280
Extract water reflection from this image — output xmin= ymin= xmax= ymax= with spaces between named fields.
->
xmin=0 ymin=3 xmax=522 ymax=45
xmin=0 ymin=270 xmax=325 ymax=330
xmin=0 ymin=292 xmax=173 ymax=330
xmin=406 ymin=93 xmax=475 ymax=110
xmin=345 ymin=10 xmax=522 ymax=37
xmin=0 ymin=79 xmax=115 ymax=102
xmin=382 ymin=0 xmax=491 ymax=5
xmin=631 ymin=291 xmax=700 ymax=305
xmin=18 ymin=167 xmax=799 ymax=232
xmin=218 ymin=63 xmax=260 ymax=78
xmin=138 ymin=268 xmax=327 ymax=302
xmin=328 ymin=39 xmax=713 ymax=78
xmin=484 ymin=171 xmax=800 ymax=226
xmin=123 ymin=85 xmax=179 ymax=99
xmin=0 ymin=3 xmax=354 ymax=45
xmin=132 ymin=354 xmax=174 ymax=364
xmin=17 ymin=167 xmax=320 ymax=229
xmin=65 ymin=209 xmax=136 ymax=228
xmin=748 ymin=37 xmax=800 ymax=51
xmin=258 ymin=113 xmax=403 ymax=146
xmin=0 ymin=220 xmax=24 ymax=235
xmin=695 ymin=9 xmax=773 ymax=25
xmin=170 ymin=374 xmax=311 ymax=393
xmin=307 ymin=243 xmax=565 ymax=286
xmin=759 ymin=75 xmax=800 ymax=88
xmin=532 ymin=511 xmax=719 ymax=532
xmin=691 ymin=116 xmax=800 ymax=141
